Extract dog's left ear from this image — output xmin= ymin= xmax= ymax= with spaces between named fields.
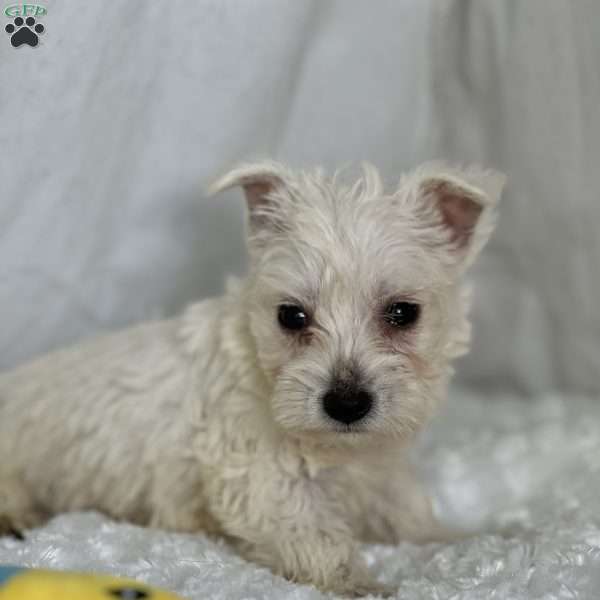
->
xmin=409 ymin=164 xmax=505 ymax=268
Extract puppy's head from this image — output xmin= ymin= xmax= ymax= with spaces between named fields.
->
xmin=211 ymin=161 xmax=504 ymax=447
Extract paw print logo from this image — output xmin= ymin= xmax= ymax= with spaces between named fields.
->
xmin=5 ymin=16 xmax=44 ymax=47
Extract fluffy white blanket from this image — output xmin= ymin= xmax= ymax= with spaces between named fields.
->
xmin=2 ymin=391 xmax=598 ymax=599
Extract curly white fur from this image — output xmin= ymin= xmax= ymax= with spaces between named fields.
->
xmin=0 ymin=161 xmax=503 ymax=596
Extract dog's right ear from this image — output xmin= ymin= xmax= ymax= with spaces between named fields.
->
xmin=208 ymin=162 xmax=288 ymax=231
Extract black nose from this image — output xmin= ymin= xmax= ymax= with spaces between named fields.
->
xmin=322 ymin=384 xmax=373 ymax=424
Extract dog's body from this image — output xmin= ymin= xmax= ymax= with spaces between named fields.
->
xmin=0 ymin=162 xmax=503 ymax=595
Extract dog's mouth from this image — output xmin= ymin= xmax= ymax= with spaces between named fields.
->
xmin=287 ymin=422 xmax=383 ymax=460
xmin=289 ymin=417 xmax=376 ymax=441
xmin=285 ymin=422 xmax=372 ymax=438
xmin=330 ymin=421 xmax=371 ymax=434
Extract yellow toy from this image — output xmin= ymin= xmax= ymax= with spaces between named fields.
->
xmin=0 ymin=565 xmax=183 ymax=599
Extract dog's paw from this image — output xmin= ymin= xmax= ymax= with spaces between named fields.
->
xmin=0 ymin=515 xmax=25 ymax=540
xmin=328 ymin=576 xmax=396 ymax=598
xmin=348 ymin=579 xmax=396 ymax=598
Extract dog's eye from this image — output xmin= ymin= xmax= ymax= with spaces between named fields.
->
xmin=383 ymin=302 xmax=420 ymax=328
xmin=277 ymin=304 xmax=309 ymax=331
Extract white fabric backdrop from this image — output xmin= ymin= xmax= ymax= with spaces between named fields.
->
xmin=2 ymin=0 xmax=599 ymax=398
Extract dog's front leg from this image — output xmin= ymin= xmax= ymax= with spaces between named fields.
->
xmin=207 ymin=465 xmax=393 ymax=597
xmin=349 ymin=458 xmax=463 ymax=545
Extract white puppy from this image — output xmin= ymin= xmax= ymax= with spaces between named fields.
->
xmin=0 ymin=161 xmax=503 ymax=596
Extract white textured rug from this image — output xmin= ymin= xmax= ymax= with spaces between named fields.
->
xmin=2 ymin=392 xmax=599 ymax=599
